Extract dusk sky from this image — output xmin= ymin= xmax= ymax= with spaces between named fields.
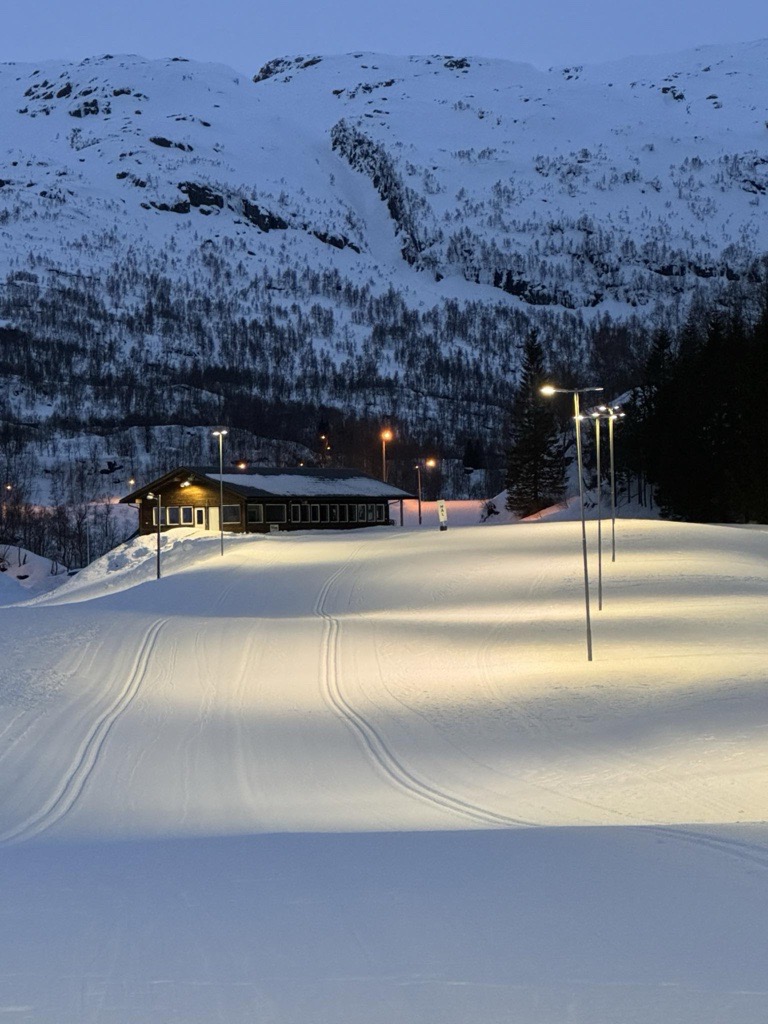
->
xmin=2 ymin=0 xmax=768 ymax=73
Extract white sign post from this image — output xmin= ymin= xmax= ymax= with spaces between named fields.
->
xmin=436 ymin=499 xmax=448 ymax=531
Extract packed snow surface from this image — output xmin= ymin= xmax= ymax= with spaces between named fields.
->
xmin=1 ymin=518 xmax=767 ymax=1022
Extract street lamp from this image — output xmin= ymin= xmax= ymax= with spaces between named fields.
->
xmin=414 ymin=458 xmax=436 ymax=526
xmin=590 ymin=411 xmax=607 ymax=611
xmin=212 ymin=428 xmax=228 ymax=556
xmin=540 ymin=384 xmax=604 ymax=661
xmin=146 ymin=491 xmax=162 ymax=579
xmin=380 ymin=428 xmax=393 ymax=482
xmin=603 ymin=406 xmax=626 ymax=563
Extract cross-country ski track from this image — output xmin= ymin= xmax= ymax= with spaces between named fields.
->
xmin=1 ymin=519 xmax=768 ymax=1024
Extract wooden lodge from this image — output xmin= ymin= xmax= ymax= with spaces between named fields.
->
xmin=120 ymin=466 xmax=415 ymax=534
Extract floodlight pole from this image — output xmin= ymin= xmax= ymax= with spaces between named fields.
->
xmin=147 ymin=491 xmax=161 ymax=579
xmin=593 ymin=414 xmax=603 ymax=611
xmin=380 ymin=428 xmax=393 ymax=483
xmin=609 ymin=413 xmax=616 ymax=562
xmin=213 ymin=429 xmax=228 ymax=556
xmin=573 ymin=392 xmax=593 ymax=659
xmin=541 ymin=384 xmax=603 ymax=661
xmin=156 ymin=493 xmax=162 ymax=578
xmin=608 ymin=410 xmax=626 ymax=562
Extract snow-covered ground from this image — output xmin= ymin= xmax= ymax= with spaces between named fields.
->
xmin=1 ymin=517 xmax=767 ymax=1022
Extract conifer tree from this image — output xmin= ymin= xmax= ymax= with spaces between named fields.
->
xmin=505 ymin=334 xmax=569 ymax=518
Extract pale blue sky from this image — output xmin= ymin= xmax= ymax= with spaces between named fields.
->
xmin=2 ymin=0 xmax=767 ymax=73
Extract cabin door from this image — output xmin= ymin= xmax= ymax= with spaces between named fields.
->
xmin=195 ymin=508 xmax=205 ymax=528
xmin=208 ymin=506 xmax=219 ymax=533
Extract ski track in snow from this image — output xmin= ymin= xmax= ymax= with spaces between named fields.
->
xmin=315 ymin=550 xmax=534 ymax=829
xmin=648 ymin=825 xmax=768 ymax=872
xmin=0 ymin=618 xmax=167 ymax=847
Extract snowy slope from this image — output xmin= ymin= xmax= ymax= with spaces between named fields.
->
xmin=3 ymin=44 xmax=768 ymax=305
xmin=0 ymin=519 xmax=767 ymax=1021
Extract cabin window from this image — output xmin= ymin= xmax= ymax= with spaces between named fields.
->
xmin=291 ymin=504 xmax=301 ymax=523
xmin=301 ymin=504 xmax=310 ymax=523
xmin=339 ymin=505 xmax=348 ymax=523
xmin=151 ymin=507 xmax=166 ymax=526
xmin=265 ymin=504 xmax=287 ymax=524
xmin=357 ymin=504 xmax=366 ymax=521
xmin=181 ymin=506 xmax=193 ymax=525
xmin=247 ymin=505 xmax=264 ymax=524
xmin=330 ymin=504 xmax=339 ymax=523
xmin=376 ymin=504 xmax=386 ymax=522
xmin=349 ymin=504 xmax=358 ymax=523
xmin=367 ymin=504 xmax=376 ymax=523
xmin=166 ymin=506 xmax=181 ymax=526
xmin=311 ymin=504 xmax=320 ymax=523
xmin=223 ymin=504 xmax=241 ymax=524
xmin=320 ymin=505 xmax=330 ymax=523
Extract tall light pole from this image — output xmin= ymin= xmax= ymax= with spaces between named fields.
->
xmin=380 ymin=428 xmax=393 ymax=482
xmin=541 ymin=384 xmax=604 ymax=661
xmin=212 ymin=428 xmax=228 ymax=556
xmin=146 ymin=491 xmax=162 ymax=579
xmin=414 ymin=457 xmax=436 ymax=526
xmin=590 ymin=412 xmax=605 ymax=611
xmin=603 ymin=406 xmax=625 ymax=563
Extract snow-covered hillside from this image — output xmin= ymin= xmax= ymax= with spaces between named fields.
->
xmin=1 ymin=42 xmax=768 ymax=484
xmin=0 ymin=518 xmax=767 ymax=1021
xmin=4 ymin=43 xmax=768 ymax=308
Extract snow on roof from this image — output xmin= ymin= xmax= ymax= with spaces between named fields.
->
xmin=206 ymin=469 xmax=413 ymax=499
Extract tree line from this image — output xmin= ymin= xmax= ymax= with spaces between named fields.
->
xmin=504 ymin=280 xmax=768 ymax=524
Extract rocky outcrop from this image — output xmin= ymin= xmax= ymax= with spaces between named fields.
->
xmin=330 ymin=119 xmax=440 ymax=267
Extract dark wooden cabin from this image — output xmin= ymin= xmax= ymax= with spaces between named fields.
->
xmin=120 ymin=466 xmax=414 ymax=534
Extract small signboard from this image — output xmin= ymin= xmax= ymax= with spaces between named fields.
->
xmin=436 ymin=499 xmax=448 ymax=531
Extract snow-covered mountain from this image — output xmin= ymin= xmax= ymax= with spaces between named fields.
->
xmin=1 ymin=42 xmax=768 ymax=498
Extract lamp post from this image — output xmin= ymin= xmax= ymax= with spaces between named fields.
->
xmin=212 ymin=428 xmax=228 ymax=556
xmin=380 ymin=428 xmax=393 ymax=482
xmin=414 ymin=458 xmax=436 ymax=526
xmin=146 ymin=491 xmax=162 ymax=579
xmin=590 ymin=411 xmax=606 ymax=611
xmin=541 ymin=384 xmax=604 ymax=661
xmin=605 ymin=406 xmax=625 ymax=562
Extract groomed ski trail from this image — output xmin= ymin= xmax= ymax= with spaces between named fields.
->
xmin=0 ymin=618 xmax=167 ymax=846
xmin=315 ymin=555 xmax=534 ymax=829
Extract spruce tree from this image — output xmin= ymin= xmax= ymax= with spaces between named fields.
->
xmin=505 ymin=334 xmax=569 ymax=518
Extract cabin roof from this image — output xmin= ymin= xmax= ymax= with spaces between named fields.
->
xmin=120 ymin=466 xmax=415 ymax=503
